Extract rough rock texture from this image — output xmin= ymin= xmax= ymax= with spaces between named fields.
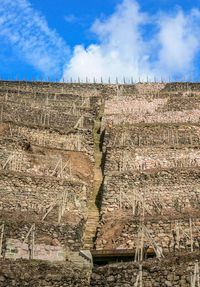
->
xmin=91 ymin=253 xmax=200 ymax=287
xmin=0 ymin=81 xmax=200 ymax=286
xmin=0 ymin=260 xmax=90 ymax=287
xmin=0 ymin=81 xmax=113 ymax=258
xmin=95 ymin=82 xmax=200 ymax=252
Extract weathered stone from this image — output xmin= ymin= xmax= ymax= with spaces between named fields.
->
xmin=165 ymin=280 xmax=173 ymax=287
xmin=107 ymin=275 xmax=115 ymax=282
xmin=1 ymin=81 xmax=200 ymax=286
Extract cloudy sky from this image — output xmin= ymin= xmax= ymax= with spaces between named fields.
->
xmin=0 ymin=0 xmax=200 ymax=82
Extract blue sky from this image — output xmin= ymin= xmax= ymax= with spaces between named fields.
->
xmin=0 ymin=0 xmax=200 ymax=82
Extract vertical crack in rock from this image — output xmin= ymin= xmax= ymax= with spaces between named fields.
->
xmin=82 ymin=100 xmax=105 ymax=250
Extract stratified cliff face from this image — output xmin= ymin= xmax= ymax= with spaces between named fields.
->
xmin=96 ymin=83 xmax=200 ymax=253
xmin=0 ymin=81 xmax=200 ymax=286
xmin=0 ymin=81 xmax=105 ymax=258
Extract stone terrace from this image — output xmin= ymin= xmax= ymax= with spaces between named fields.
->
xmin=0 ymin=81 xmax=200 ymax=287
xmin=0 ymin=81 xmax=116 ymax=259
xmin=95 ymin=82 xmax=200 ymax=256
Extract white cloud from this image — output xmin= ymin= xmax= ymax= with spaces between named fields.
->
xmin=1 ymin=0 xmax=199 ymax=80
xmin=63 ymin=0 xmax=200 ymax=82
xmin=0 ymin=0 xmax=69 ymax=76
xmin=63 ymin=0 xmax=151 ymax=82
xmin=157 ymin=9 xmax=200 ymax=77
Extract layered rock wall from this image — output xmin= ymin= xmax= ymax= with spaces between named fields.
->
xmin=95 ymin=82 xmax=200 ymax=253
xmin=91 ymin=254 xmax=200 ymax=287
xmin=0 ymin=81 xmax=200 ymax=286
xmin=0 ymin=81 xmax=115 ymax=259
xmin=0 ymin=260 xmax=90 ymax=287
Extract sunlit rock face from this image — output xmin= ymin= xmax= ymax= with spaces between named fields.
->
xmin=0 ymin=81 xmax=200 ymax=286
